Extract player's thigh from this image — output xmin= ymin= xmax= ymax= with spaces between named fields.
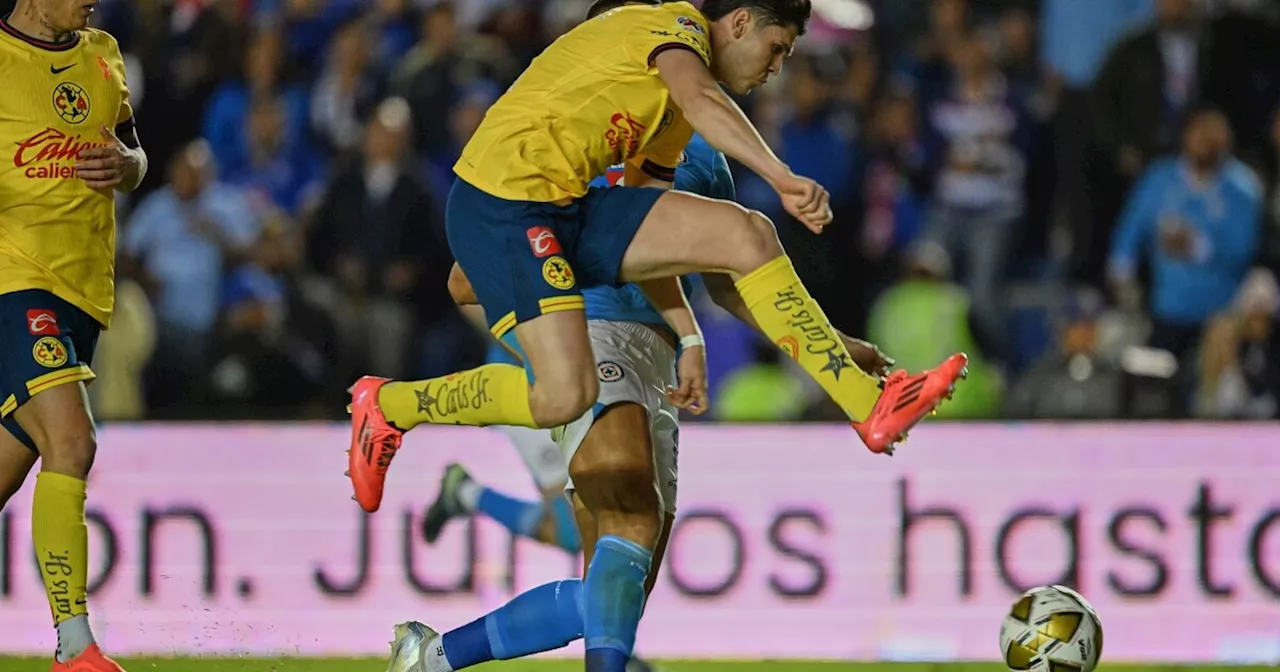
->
xmin=0 ymin=423 xmax=37 ymax=509
xmin=0 ymin=291 xmax=99 ymax=477
xmin=605 ymin=189 xmax=784 ymax=283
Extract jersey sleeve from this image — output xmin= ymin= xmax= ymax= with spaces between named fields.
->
xmin=623 ymin=2 xmax=712 ymax=70
xmin=633 ymin=119 xmax=693 ymax=181
xmin=102 ymin=34 xmax=134 ymax=127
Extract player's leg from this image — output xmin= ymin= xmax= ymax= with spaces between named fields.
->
xmin=601 ymin=189 xmax=967 ymax=452
xmin=0 ymin=424 xmax=37 ymax=510
xmin=0 ymin=292 xmax=113 ymax=668
xmin=347 ymin=179 xmax=600 ymax=512
xmin=422 ymin=428 xmax=580 ymax=553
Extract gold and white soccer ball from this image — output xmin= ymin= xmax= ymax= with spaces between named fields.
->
xmin=999 ymin=585 xmax=1104 ymax=672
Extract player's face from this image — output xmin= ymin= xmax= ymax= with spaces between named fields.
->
xmin=42 ymin=0 xmax=97 ymax=33
xmin=716 ymin=16 xmax=798 ymax=95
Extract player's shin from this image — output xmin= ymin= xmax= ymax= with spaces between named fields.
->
xmin=33 ymin=472 xmax=96 ymax=662
xmin=423 ymin=579 xmax=585 ymax=671
xmin=377 ymin=364 xmax=536 ymax=430
xmin=583 ymin=536 xmax=652 ymax=672
xmin=734 ymin=255 xmax=882 ymax=421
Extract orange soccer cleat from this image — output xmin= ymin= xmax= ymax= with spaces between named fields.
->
xmin=346 ymin=376 xmax=406 ymax=513
xmin=50 ymin=645 xmax=126 ymax=672
xmin=852 ymin=353 xmax=969 ymax=455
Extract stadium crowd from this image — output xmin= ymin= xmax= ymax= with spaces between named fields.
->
xmin=26 ymin=0 xmax=1279 ymax=421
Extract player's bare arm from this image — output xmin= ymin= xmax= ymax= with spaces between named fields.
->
xmin=654 ymin=48 xmax=831 ymax=232
xmin=701 ymin=272 xmax=893 ymax=378
xmin=76 ymin=121 xmax=147 ymax=191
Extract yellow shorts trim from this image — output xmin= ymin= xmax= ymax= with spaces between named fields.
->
xmin=539 ymin=296 xmax=585 ymax=314
xmin=490 ymin=311 xmax=518 ymax=339
xmin=489 ymin=297 xmax=586 ymax=340
xmin=0 ymin=394 xmax=16 ymax=418
xmin=26 ymin=364 xmax=95 ymax=398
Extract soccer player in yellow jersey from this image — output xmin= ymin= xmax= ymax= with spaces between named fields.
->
xmin=0 ymin=1 xmax=147 ymax=671
xmin=350 ymin=2 xmax=965 ymax=668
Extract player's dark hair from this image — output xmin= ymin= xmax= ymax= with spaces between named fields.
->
xmin=700 ymin=0 xmax=811 ymax=35
xmin=586 ymin=0 xmax=661 ymax=20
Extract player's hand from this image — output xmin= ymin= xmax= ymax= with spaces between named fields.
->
xmin=76 ymin=124 xmax=140 ymax=190
xmin=668 ymin=344 xmax=709 ymax=415
xmin=773 ymin=171 xmax=832 ymax=234
xmin=840 ymin=334 xmax=894 ymax=380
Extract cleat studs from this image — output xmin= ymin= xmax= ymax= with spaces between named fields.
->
xmin=345 ymin=404 xmax=352 ymax=414
xmin=351 ymin=495 xmax=357 ymax=501
xmin=344 ymin=470 xmax=350 ymax=477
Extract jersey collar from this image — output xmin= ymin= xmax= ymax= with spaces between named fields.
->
xmin=0 ymin=14 xmax=81 ymax=51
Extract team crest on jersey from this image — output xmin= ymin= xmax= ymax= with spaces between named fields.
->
xmin=32 ymin=336 xmax=68 ymax=368
xmin=541 ymin=256 xmax=576 ymax=290
xmin=52 ymin=82 xmax=91 ymax=125
xmin=597 ymin=360 xmax=625 ymax=383
xmin=676 ymin=16 xmax=704 ymax=34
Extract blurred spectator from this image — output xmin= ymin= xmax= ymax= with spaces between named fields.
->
xmin=89 ymin=279 xmax=156 ymax=421
xmin=226 ymin=93 xmax=326 ymax=215
xmin=305 ymin=98 xmax=444 ymax=380
xmin=905 ymin=0 xmax=970 ymax=104
xmin=1084 ymin=0 xmax=1207 ymax=283
xmin=369 ymin=0 xmax=419 ymax=70
xmin=1109 ymin=108 xmax=1262 ymax=411
xmin=1195 ymin=268 xmax=1280 ymax=418
xmin=206 ymin=216 xmax=337 ymax=416
xmin=121 ymin=140 xmax=261 ymax=415
xmin=921 ymin=33 xmax=1031 ymax=361
xmin=866 ymin=242 xmax=1002 ymax=418
xmin=391 ymin=2 xmax=515 ymax=166
xmin=858 ymin=91 xmax=930 ymax=272
xmin=1005 ymin=291 xmax=1126 ymax=419
xmin=311 ymin=17 xmax=385 ymax=156
xmin=202 ymin=26 xmax=311 ymax=182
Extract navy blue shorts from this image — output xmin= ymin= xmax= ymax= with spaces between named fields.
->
xmin=0 ymin=290 xmax=100 ymax=452
xmin=446 ymin=177 xmax=664 ymax=338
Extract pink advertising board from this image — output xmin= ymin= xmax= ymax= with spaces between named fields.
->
xmin=0 ymin=423 xmax=1278 ymax=661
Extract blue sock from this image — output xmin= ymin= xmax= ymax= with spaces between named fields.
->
xmin=550 ymin=496 xmax=583 ymax=553
xmin=583 ymin=535 xmax=652 ymax=672
xmin=440 ymin=579 xmax=583 ymax=669
xmin=476 ymin=487 xmax=543 ymax=538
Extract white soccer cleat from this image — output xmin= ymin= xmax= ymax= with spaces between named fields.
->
xmin=387 ymin=620 xmax=440 ymax=672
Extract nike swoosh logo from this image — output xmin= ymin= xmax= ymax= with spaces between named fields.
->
xmin=50 ymin=64 xmax=75 ymax=75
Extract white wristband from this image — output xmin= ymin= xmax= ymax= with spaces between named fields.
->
xmin=679 ymin=334 xmax=705 ymax=349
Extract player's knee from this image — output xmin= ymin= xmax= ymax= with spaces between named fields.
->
xmin=727 ymin=210 xmax=784 ymax=273
xmin=530 ymin=374 xmax=598 ymax=427
xmin=38 ymin=432 xmax=97 ymax=479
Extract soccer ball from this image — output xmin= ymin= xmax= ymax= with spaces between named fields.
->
xmin=999 ymin=585 xmax=1104 ymax=672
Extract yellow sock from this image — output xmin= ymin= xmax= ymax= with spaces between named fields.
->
xmin=735 ymin=256 xmax=882 ymax=421
xmin=33 ymin=472 xmax=90 ymax=626
xmin=379 ymin=363 xmax=537 ymax=430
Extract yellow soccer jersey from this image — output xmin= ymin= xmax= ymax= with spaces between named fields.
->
xmin=455 ymin=1 xmax=709 ymax=202
xmin=0 ymin=22 xmax=133 ymax=328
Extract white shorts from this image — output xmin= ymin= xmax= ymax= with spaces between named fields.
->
xmin=560 ymin=320 xmax=680 ymax=514
xmin=498 ymin=425 xmax=567 ymax=491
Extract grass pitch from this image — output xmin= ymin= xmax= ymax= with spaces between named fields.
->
xmin=0 ymin=660 xmax=1269 ymax=672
